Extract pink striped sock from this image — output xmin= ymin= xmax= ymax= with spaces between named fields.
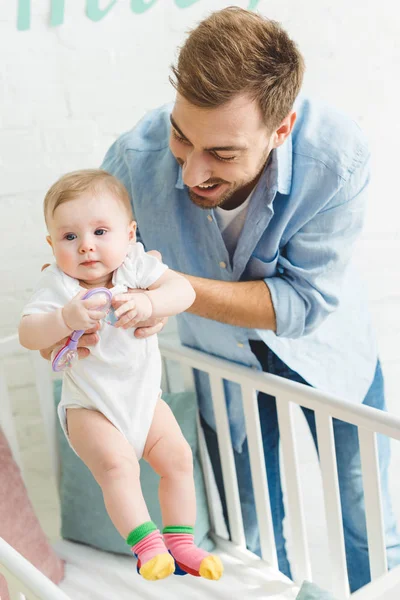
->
xmin=163 ymin=533 xmax=209 ymax=575
xmin=132 ymin=530 xmax=168 ymax=567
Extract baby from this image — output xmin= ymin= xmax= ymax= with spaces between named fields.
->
xmin=19 ymin=169 xmax=223 ymax=582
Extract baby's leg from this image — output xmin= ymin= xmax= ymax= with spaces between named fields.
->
xmin=67 ymin=408 xmax=174 ymax=581
xmin=143 ymin=399 xmax=223 ymax=580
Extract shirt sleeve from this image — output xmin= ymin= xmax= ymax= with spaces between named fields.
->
xmin=266 ymin=153 xmax=370 ymax=339
xmin=115 ymin=243 xmax=168 ymax=290
xmin=101 ymin=137 xmax=144 ymax=246
xmin=21 ymin=267 xmax=73 ymax=316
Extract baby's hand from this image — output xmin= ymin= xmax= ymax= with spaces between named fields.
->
xmin=62 ymin=290 xmax=108 ymax=331
xmin=113 ymin=292 xmax=153 ymax=329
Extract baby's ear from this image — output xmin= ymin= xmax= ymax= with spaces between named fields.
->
xmin=128 ymin=221 xmax=137 ymax=242
xmin=46 ymin=235 xmax=53 ymax=249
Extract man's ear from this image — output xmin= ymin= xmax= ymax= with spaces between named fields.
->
xmin=272 ymin=111 xmax=297 ymax=149
xmin=128 ymin=221 xmax=137 ymax=242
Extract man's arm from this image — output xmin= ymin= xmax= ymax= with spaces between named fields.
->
xmin=180 ymin=153 xmax=370 ymax=336
xmin=182 ymin=276 xmax=276 ymax=330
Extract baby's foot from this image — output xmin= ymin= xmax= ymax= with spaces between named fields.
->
xmin=128 ymin=523 xmax=175 ymax=581
xmin=163 ymin=528 xmax=223 ymax=580
xmin=138 ymin=553 xmax=175 ymax=581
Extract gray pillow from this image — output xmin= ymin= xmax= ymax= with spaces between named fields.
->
xmin=54 ymin=380 xmax=214 ymax=554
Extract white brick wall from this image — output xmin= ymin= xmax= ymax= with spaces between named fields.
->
xmin=1 ymin=0 xmax=400 ymax=408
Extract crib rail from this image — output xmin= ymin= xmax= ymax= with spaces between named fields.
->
xmin=2 ymin=334 xmax=400 ymax=599
xmin=0 ymin=538 xmax=70 ymax=600
xmin=159 ymin=340 xmax=400 ymax=599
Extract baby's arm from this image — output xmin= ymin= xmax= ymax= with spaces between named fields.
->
xmin=19 ymin=290 xmax=107 ymax=351
xmin=146 ymin=269 xmax=196 ymax=317
xmin=113 ymin=270 xmax=195 ymax=329
xmin=19 ymin=310 xmax=72 ymax=351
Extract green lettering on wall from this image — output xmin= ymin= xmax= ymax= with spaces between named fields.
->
xmin=174 ymin=0 xmax=200 ymax=8
xmin=130 ymin=0 xmax=158 ymax=14
xmin=86 ymin=0 xmax=118 ymax=22
xmin=17 ymin=0 xmax=261 ymax=31
xmin=51 ymin=0 xmax=65 ymax=26
xmin=17 ymin=0 xmax=30 ymax=31
xmin=17 ymin=0 xmax=66 ymax=31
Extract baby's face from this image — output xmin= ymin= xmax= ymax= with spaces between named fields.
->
xmin=46 ymin=190 xmax=136 ymax=287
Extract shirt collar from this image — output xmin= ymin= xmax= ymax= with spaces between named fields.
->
xmin=175 ymin=133 xmax=293 ymax=195
xmin=268 ymin=134 xmax=293 ymax=195
xmin=175 ymin=165 xmax=185 ymax=189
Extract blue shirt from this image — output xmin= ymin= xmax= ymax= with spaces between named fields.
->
xmin=102 ymin=97 xmax=377 ymax=452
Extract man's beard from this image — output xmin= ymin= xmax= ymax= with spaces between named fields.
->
xmin=186 ymin=149 xmax=271 ymax=210
xmin=188 ymin=183 xmax=236 ymax=210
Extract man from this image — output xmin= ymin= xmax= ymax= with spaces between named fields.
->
xmin=42 ymin=7 xmax=400 ymax=592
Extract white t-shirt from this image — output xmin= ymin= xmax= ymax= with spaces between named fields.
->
xmin=22 ymin=243 xmax=168 ymax=459
xmin=216 ymin=191 xmax=261 ymax=341
xmin=215 ymin=189 xmax=254 ymax=261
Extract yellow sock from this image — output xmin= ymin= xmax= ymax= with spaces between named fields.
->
xmin=199 ymin=555 xmax=224 ymax=580
xmin=139 ymin=552 xmax=175 ymax=581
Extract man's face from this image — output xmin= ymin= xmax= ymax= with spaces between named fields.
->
xmin=169 ymin=93 xmax=274 ymax=210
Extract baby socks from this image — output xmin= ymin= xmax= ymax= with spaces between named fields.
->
xmin=163 ymin=525 xmax=223 ymax=580
xmin=127 ymin=521 xmax=175 ymax=581
xmin=128 ymin=522 xmax=223 ymax=581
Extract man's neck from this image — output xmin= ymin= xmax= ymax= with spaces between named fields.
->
xmin=220 ymin=172 xmax=261 ymax=211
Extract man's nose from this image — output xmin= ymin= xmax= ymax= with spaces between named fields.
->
xmin=181 ymin=151 xmax=211 ymax=188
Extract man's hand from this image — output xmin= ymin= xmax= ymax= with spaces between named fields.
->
xmin=132 ymin=314 xmax=168 ymax=338
xmin=39 ymin=323 xmax=101 ymax=361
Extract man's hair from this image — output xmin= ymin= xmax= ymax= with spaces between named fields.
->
xmin=170 ymin=7 xmax=305 ymax=130
xmin=44 ymin=169 xmax=133 ymax=226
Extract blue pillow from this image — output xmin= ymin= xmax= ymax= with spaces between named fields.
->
xmin=53 ymin=380 xmax=214 ymax=554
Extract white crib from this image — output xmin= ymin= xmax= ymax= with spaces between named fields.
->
xmin=1 ymin=333 xmax=400 ymax=600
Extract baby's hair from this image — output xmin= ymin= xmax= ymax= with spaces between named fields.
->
xmin=44 ymin=169 xmax=134 ymax=227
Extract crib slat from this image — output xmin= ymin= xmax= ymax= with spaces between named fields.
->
xmin=209 ymin=373 xmax=246 ymax=548
xmin=32 ymin=353 xmax=60 ymax=488
xmin=241 ymin=384 xmax=278 ymax=568
xmin=276 ymin=395 xmax=312 ymax=583
xmin=0 ymin=360 xmax=24 ymax=476
xmin=161 ymin=356 xmax=171 ymax=392
xmin=315 ymin=410 xmax=349 ymax=598
xmin=358 ymin=427 xmax=388 ymax=580
xmin=196 ymin=412 xmax=217 ymax=535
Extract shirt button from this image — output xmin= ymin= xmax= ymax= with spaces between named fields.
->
xmin=219 ymin=261 xmax=227 ymax=269
xmin=207 ymin=214 xmax=213 ymax=222
xmin=237 ymin=342 xmax=244 ymax=348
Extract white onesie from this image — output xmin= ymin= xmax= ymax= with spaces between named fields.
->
xmin=22 ymin=243 xmax=168 ymax=459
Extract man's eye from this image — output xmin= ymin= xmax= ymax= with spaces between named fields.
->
xmin=213 ymin=153 xmax=237 ymax=162
xmin=64 ymin=233 xmax=76 ymax=241
xmin=172 ymin=128 xmax=190 ymax=145
xmin=94 ymin=229 xmax=106 ymax=236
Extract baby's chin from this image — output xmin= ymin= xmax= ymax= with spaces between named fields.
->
xmin=61 ymin=266 xmax=111 ymax=289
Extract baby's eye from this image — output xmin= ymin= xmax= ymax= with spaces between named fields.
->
xmin=64 ymin=233 xmax=76 ymax=241
xmin=94 ymin=229 xmax=107 ymax=236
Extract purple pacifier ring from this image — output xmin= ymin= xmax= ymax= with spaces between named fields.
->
xmin=51 ymin=287 xmax=113 ymax=372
